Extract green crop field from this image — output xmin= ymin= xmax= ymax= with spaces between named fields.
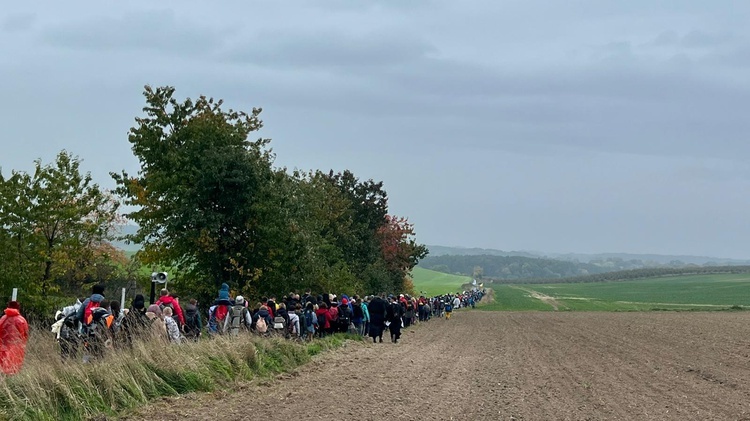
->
xmin=411 ymin=267 xmax=473 ymax=296
xmin=480 ymin=273 xmax=750 ymax=311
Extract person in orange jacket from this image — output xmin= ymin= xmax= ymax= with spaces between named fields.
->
xmin=0 ymin=301 xmax=29 ymax=375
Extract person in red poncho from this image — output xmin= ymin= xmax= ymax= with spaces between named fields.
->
xmin=0 ymin=301 xmax=29 ymax=375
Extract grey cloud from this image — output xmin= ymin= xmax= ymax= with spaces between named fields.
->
xmin=648 ymin=29 xmax=736 ymax=49
xmin=682 ymin=30 xmax=734 ymax=48
xmin=1 ymin=12 xmax=35 ymax=32
xmin=224 ymin=28 xmax=436 ymax=69
xmin=40 ymin=9 xmax=222 ymax=55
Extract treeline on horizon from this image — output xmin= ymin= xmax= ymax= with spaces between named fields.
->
xmin=420 ymin=254 xmax=612 ymax=280
xmin=0 ymin=86 xmax=427 ymax=315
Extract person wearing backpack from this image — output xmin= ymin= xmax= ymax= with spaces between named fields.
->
xmin=76 ymin=284 xmax=105 ymax=332
xmin=315 ymin=302 xmax=332 ymax=338
xmin=85 ymin=300 xmax=114 ymax=361
xmin=155 ymin=289 xmax=185 ymax=329
xmin=351 ymin=298 xmax=364 ymax=336
xmin=209 ymin=302 xmax=231 ymax=335
xmin=338 ymin=298 xmax=352 ymax=333
xmin=254 ymin=309 xmax=269 ymax=334
xmin=224 ymin=296 xmax=251 ymax=336
xmin=303 ymin=302 xmax=318 ymax=341
xmin=183 ymin=299 xmax=202 ymax=341
xmin=327 ymin=301 xmax=339 ymax=335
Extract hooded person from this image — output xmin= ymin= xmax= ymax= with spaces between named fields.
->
xmin=217 ymin=283 xmax=231 ymax=305
xmin=341 ymin=294 xmax=354 ymax=313
xmin=0 ymin=301 xmax=29 ymax=375
xmin=76 ymin=284 xmax=106 ymax=325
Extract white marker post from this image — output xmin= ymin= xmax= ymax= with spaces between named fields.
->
xmin=121 ymin=288 xmax=126 ymax=316
xmin=11 ymin=288 xmax=17 ymax=301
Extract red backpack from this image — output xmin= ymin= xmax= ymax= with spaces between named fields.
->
xmin=84 ymin=300 xmax=101 ymax=325
xmin=215 ymin=304 xmax=229 ymax=323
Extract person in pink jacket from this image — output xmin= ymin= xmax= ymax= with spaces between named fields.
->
xmin=0 ymin=301 xmax=29 ymax=375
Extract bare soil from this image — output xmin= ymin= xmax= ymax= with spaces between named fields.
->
xmin=130 ymin=311 xmax=750 ymax=420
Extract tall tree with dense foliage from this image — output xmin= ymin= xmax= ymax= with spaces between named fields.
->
xmin=113 ymin=86 xmax=429 ymax=302
xmin=0 ymin=151 xmax=120 ymax=304
xmin=112 ymin=86 xmax=276 ymax=300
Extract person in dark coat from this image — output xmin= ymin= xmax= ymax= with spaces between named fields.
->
xmin=122 ymin=294 xmax=150 ymax=347
xmin=386 ymin=296 xmax=404 ymax=344
xmin=367 ymin=294 xmax=388 ymax=343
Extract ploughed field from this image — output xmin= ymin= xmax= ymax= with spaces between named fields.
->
xmin=133 ymin=310 xmax=750 ymax=420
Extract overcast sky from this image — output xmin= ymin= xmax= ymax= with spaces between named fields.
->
xmin=1 ymin=1 xmax=749 ymax=258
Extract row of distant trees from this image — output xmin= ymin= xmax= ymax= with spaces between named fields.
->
xmin=0 ymin=86 xmax=427 ymax=314
xmin=421 ymin=254 xmax=611 ymax=280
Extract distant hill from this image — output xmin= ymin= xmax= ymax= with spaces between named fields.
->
xmin=419 ymin=251 xmax=750 ymax=282
xmin=426 ymin=245 xmax=538 ymax=258
xmin=426 ymin=245 xmax=750 ymax=268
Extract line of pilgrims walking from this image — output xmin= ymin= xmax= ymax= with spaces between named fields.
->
xmin=50 ymin=283 xmax=486 ymax=362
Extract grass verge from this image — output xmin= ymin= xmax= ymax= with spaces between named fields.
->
xmin=0 ymin=332 xmax=361 ymax=421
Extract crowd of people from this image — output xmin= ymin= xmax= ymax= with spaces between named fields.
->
xmin=46 ymin=283 xmax=486 ymax=363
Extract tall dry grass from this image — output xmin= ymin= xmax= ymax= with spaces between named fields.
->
xmin=0 ymin=327 xmax=359 ymax=420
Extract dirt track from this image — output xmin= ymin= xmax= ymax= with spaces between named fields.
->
xmin=134 ymin=311 xmax=750 ymax=420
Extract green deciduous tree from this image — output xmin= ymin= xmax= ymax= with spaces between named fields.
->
xmin=113 ymin=86 xmax=429 ymax=303
xmin=0 ymin=151 xmax=120 ymax=307
xmin=112 ymin=86 xmax=275 ymax=301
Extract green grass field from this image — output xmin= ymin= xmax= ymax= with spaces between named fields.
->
xmin=479 ymin=273 xmax=750 ymax=311
xmin=411 ymin=267 xmax=473 ymax=296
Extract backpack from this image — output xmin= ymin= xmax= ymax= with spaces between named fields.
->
xmin=317 ymin=312 xmax=327 ymax=329
xmin=273 ymin=316 xmax=286 ymax=330
xmin=229 ymin=305 xmax=245 ymax=330
xmin=304 ymin=311 xmax=314 ymax=328
xmin=83 ymin=300 xmax=101 ymax=325
xmin=352 ymin=304 xmax=364 ymax=319
xmin=186 ymin=309 xmax=200 ymax=332
xmin=209 ymin=304 xmax=230 ymax=334
xmin=256 ymin=316 xmax=268 ymax=333
xmin=328 ymin=306 xmax=338 ymax=323
xmin=338 ymin=306 xmax=351 ymax=327
xmin=87 ymin=308 xmax=113 ymax=340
